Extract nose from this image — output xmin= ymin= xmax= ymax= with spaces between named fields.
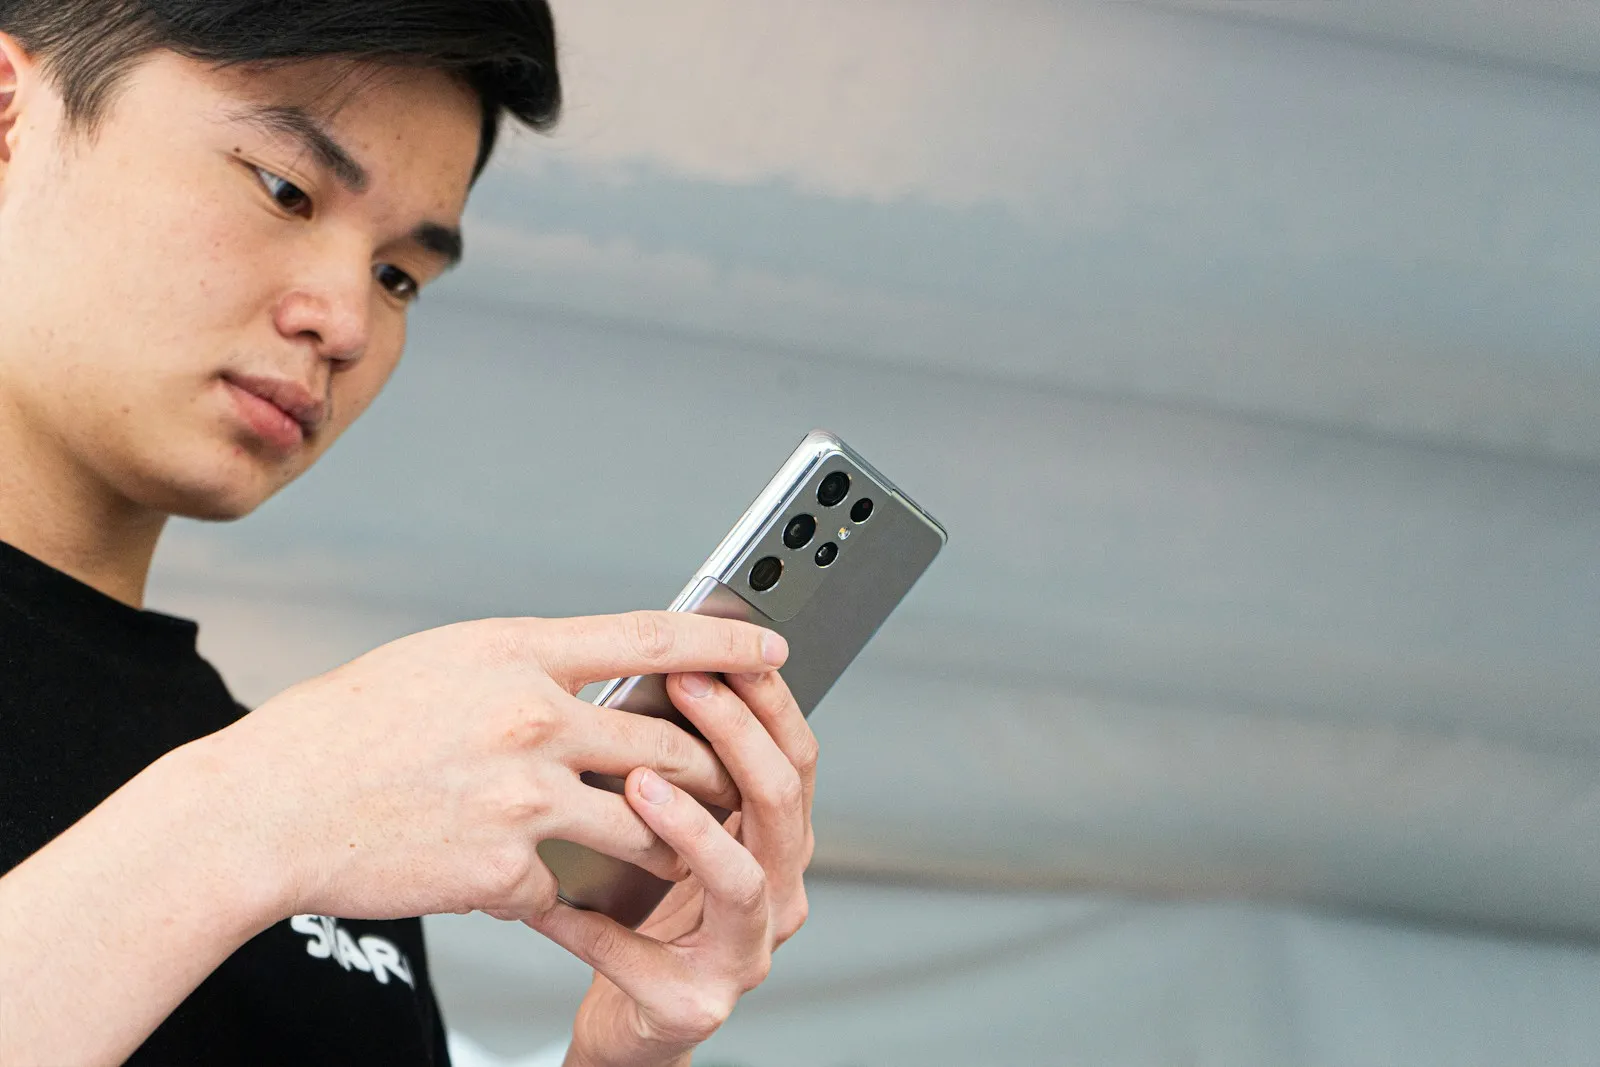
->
xmin=272 ymin=268 xmax=372 ymax=367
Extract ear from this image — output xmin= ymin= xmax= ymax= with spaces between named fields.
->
xmin=0 ymin=32 xmax=36 ymax=170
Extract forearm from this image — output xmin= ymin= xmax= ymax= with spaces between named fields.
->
xmin=0 ymin=739 xmax=289 ymax=1066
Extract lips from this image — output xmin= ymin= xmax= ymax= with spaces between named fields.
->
xmin=222 ymin=372 xmax=329 ymax=454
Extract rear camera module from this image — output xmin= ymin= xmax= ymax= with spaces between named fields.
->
xmin=850 ymin=498 xmax=875 ymax=524
xmin=815 ymin=542 xmax=839 ymax=568
xmin=783 ymin=514 xmax=817 ymax=550
xmin=817 ymin=471 xmax=851 ymax=508
xmin=749 ymin=556 xmax=783 ymax=592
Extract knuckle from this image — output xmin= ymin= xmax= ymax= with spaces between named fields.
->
xmin=578 ymin=917 xmax=630 ymax=967
xmin=627 ymin=612 xmax=676 ymax=664
xmin=740 ymin=665 xmax=775 ymax=692
xmin=754 ymin=768 xmax=804 ymax=813
xmin=795 ymin=732 xmax=820 ymax=776
xmin=528 ymin=875 xmax=560 ymax=914
xmin=779 ymin=889 xmax=810 ymax=943
xmin=507 ymin=867 xmax=560 ymax=917
xmin=670 ymin=990 xmax=735 ymax=1043
xmin=481 ymin=845 xmax=535 ymax=903
xmin=641 ymin=841 xmax=690 ymax=882
xmin=677 ymin=806 xmax=718 ymax=850
xmin=744 ymin=949 xmax=774 ymax=990
xmin=620 ymin=812 xmax=660 ymax=856
xmin=724 ymin=621 xmax=752 ymax=663
xmin=777 ymin=770 xmax=805 ymax=812
xmin=488 ymin=774 xmax=554 ymax=824
xmin=728 ymin=862 xmax=769 ymax=914
xmin=651 ymin=722 xmax=693 ymax=779
xmin=507 ymin=702 xmax=562 ymax=749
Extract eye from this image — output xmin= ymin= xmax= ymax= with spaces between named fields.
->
xmin=254 ymin=166 xmax=312 ymax=218
xmin=374 ymin=263 xmax=420 ymax=303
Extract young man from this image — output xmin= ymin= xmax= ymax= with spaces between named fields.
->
xmin=0 ymin=3 xmax=816 ymax=1065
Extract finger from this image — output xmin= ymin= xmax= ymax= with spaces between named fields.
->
xmin=525 ymin=900 xmax=683 ymax=1008
xmin=667 ymin=672 xmax=807 ymax=883
xmin=636 ymin=877 xmax=706 ymax=943
xmin=548 ymin=778 xmax=689 ymax=883
xmin=716 ymin=809 xmax=807 ymax=950
xmin=558 ymin=695 xmax=740 ymax=810
xmin=724 ymin=670 xmax=819 ymax=819
xmin=535 ymin=612 xmax=788 ymax=692
xmin=625 ymin=767 xmax=770 ymax=953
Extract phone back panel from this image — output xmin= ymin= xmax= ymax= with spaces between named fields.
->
xmin=537 ymin=433 xmax=945 ymax=928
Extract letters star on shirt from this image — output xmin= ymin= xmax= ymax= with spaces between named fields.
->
xmin=290 ymin=914 xmax=415 ymax=988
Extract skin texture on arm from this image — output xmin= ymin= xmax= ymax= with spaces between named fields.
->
xmin=0 ymin=745 xmax=292 ymax=1066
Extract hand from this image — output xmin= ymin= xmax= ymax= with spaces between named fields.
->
xmin=197 ymin=612 xmax=789 ymax=922
xmin=526 ymin=669 xmax=817 ymax=1067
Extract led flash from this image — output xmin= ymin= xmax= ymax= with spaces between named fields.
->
xmin=838 ymin=527 xmax=851 ymax=541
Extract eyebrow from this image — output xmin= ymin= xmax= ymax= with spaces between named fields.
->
xmin=413 ymin=221 xmax=464 ymax=268
xmin=237 ymin=103 xmax=369 ymax=192
xmin=232 ymin=102 xmax=465 ymax=270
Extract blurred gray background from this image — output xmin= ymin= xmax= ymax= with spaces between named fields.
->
xmin=149 ymin=2 xmax=1600 ymax=1064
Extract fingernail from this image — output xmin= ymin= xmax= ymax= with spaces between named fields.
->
xmin=638 ymin=769 xmax=673 ymax=805
xmin=681 ymin=672 xmax=713 ymax=697
xmin=762 ymin=631 xmax=789 ymax=667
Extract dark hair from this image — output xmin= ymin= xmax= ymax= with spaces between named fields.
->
xmin=0 ymin=0 xmax=560 ymax=178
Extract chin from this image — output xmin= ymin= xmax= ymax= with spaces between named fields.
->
xmin=129 ymin=452 xmax=289 ymax=523
xmin=172 ymin=494 xmax=264 ymax=523
xmin=147 ymin=484 xmax=271 ymax=523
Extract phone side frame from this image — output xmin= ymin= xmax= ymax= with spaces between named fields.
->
xmin=591 ymin=429 xmax=945 ymax=709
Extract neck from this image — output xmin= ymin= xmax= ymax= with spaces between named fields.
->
xmin=0 ymin=396 xmax=167 ymax=610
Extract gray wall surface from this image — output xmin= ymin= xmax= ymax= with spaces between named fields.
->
xmin=146 ymin=3 xmax=1600 ymax=1061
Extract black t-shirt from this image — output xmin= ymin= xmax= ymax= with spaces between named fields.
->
xmin=0 ymin=540 xmax=452 ymax=1065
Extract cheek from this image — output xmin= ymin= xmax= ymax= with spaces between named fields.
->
xmin=12 ymin=163 xmax=267 ymax=381
xmin=0 ymin=210 xmax=257 ymax=463
xmin=123 ymin=193 xmax=267 ymax=330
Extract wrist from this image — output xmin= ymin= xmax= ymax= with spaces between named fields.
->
xmin=151 ymin=733 xmax=300 ymax=931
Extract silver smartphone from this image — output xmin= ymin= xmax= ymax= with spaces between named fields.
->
xmin=537 ymin=429 xmax=947 ymax=928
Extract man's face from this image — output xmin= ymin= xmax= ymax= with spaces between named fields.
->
xmin=0 ymin=45 xmax=481 ymax=520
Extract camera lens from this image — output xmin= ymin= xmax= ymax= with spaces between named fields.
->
xmin=783 ymin=514 xmax=817 ymax=550
xmin=818 ymin=471 xmax=851 ymax=508
xmin=850 ymin=498 xmax=874 ymax=524
xmin=815 ymin=542 xmax=839 ymax=568
xmin=749 ymin=556 xmax=783 ymax=592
